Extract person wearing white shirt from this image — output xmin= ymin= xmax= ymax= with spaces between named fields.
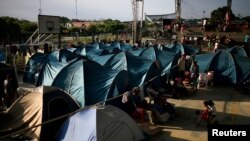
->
xmin=213 ymin=42 xmax=219 ymax=52
xmin=203 ymin=18 xmax=207 ymax=32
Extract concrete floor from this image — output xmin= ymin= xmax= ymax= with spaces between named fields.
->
xmin=144 ymin=86 xmax=250 ymax=141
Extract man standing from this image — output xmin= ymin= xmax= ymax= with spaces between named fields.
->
xmin=43 ymin=43 xmax=49 ymax=54
xmin=10 ymin=45 xmax=18 ymax=77
xmin=190 ymin=61 xmax=199 ymax=92
xmin=203 ymin=18 xmax=207 ymax=32
xmin=178 ymin=54 xmax=186 ymax=82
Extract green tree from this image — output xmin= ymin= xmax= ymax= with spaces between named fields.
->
xmin=88 ymin=24 xmax=98 ymax=34
xmin=102 ymin=19 xmax=125 ymax=33
xmin=2 ymin=17 xmax=21 ymax=35
xmin=96 ymin=23 xmax=106 ymax=33
xmin=211 ymin=6 xmax=236 ymax=23
xmin=19 ymin=20 xmax=37 ymax=33
xmin=243 ymin=16 xmax=250 ymax=23
xmin=0 ymin=17 xmax=8 ymax=38
xmin=0 ymin=17 xmax=21 ymax=43
xmin=85 ymin=19 xmax=126 ymax=35
xmin=60 ymin=16 xmax=70 ymax=24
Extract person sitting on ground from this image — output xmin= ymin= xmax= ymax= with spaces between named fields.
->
xmin=165 ymin=79 xmax=174 ymax=92
xmin=172 ymin=78 xmax=188 ymax=98
xmin=132 ymin=87 xmax=148 ymax=109
xmin=151 ymin=96 xmax=171 ymax=123
xmin=207 ymin=100 xmax=216 ymax=121
xmin=196 ymin=100 xmax=210 ymax=126
xmin=131 ymin=87 xmax=156 ymax=125
xmin=159 ymin=78 xmax=175 ymax=97
xmin=158 ymin=95 xmax=176 ymax=119
xmin=147 ymin=83 xmax=160 ymax=100
xmin=196 ymin=100 xmax=216 ymax=125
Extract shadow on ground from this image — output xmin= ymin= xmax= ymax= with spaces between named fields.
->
xmin=147 ymin=131 xmax=189 ymax=141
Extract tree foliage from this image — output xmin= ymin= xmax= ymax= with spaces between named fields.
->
xmin=19 ymin=20 xmax=37 ymax=33
xmin=243 ymin=16 xmax=250 ymax=23
xmin=0 ymin=16 xmax=129 ymax=42
xmin=101 ymin=19 xmax=125 ymax=33
xmin=0 ymin=16 xmax=39 ymax=44
xmin=88 ymin=24 xmax=98 ymax=34
xmin=0 ymin=18 xmax=8 ymax=37
xmin=210 ymin=6 xmax=236 ymax=23
xmin=62 ymin=19 xmax=127 ymax=36
xmin=0 ymin=17 xmax=20 ymax=35
xmin=86 ymin=19 xmax=126 ymax=35
xmin=60 ymin=16 xmax=70 ymax=24
xmin=0 ymin=17 xmax=21 ymax=43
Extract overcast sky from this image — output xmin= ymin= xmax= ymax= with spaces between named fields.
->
xmin=0 ymin=0 xmax=249 ymax=21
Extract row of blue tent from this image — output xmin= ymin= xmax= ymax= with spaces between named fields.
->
xmin=84 ymin=41 xmax=200 ymax=58
xmin=23 ymin=42 xmax=250 ymax=108
xmin=23 ymin=42 xmax=200 ymax=84
xmin=24 ymin=45 xmax=184 ymax=107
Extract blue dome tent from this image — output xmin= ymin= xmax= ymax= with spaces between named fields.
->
xmin=52 ymin=59 xmax=120 ymax=107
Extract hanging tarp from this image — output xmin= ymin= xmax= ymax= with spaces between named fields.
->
xmin=145 ymin=12 xmax=176 ymax=21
